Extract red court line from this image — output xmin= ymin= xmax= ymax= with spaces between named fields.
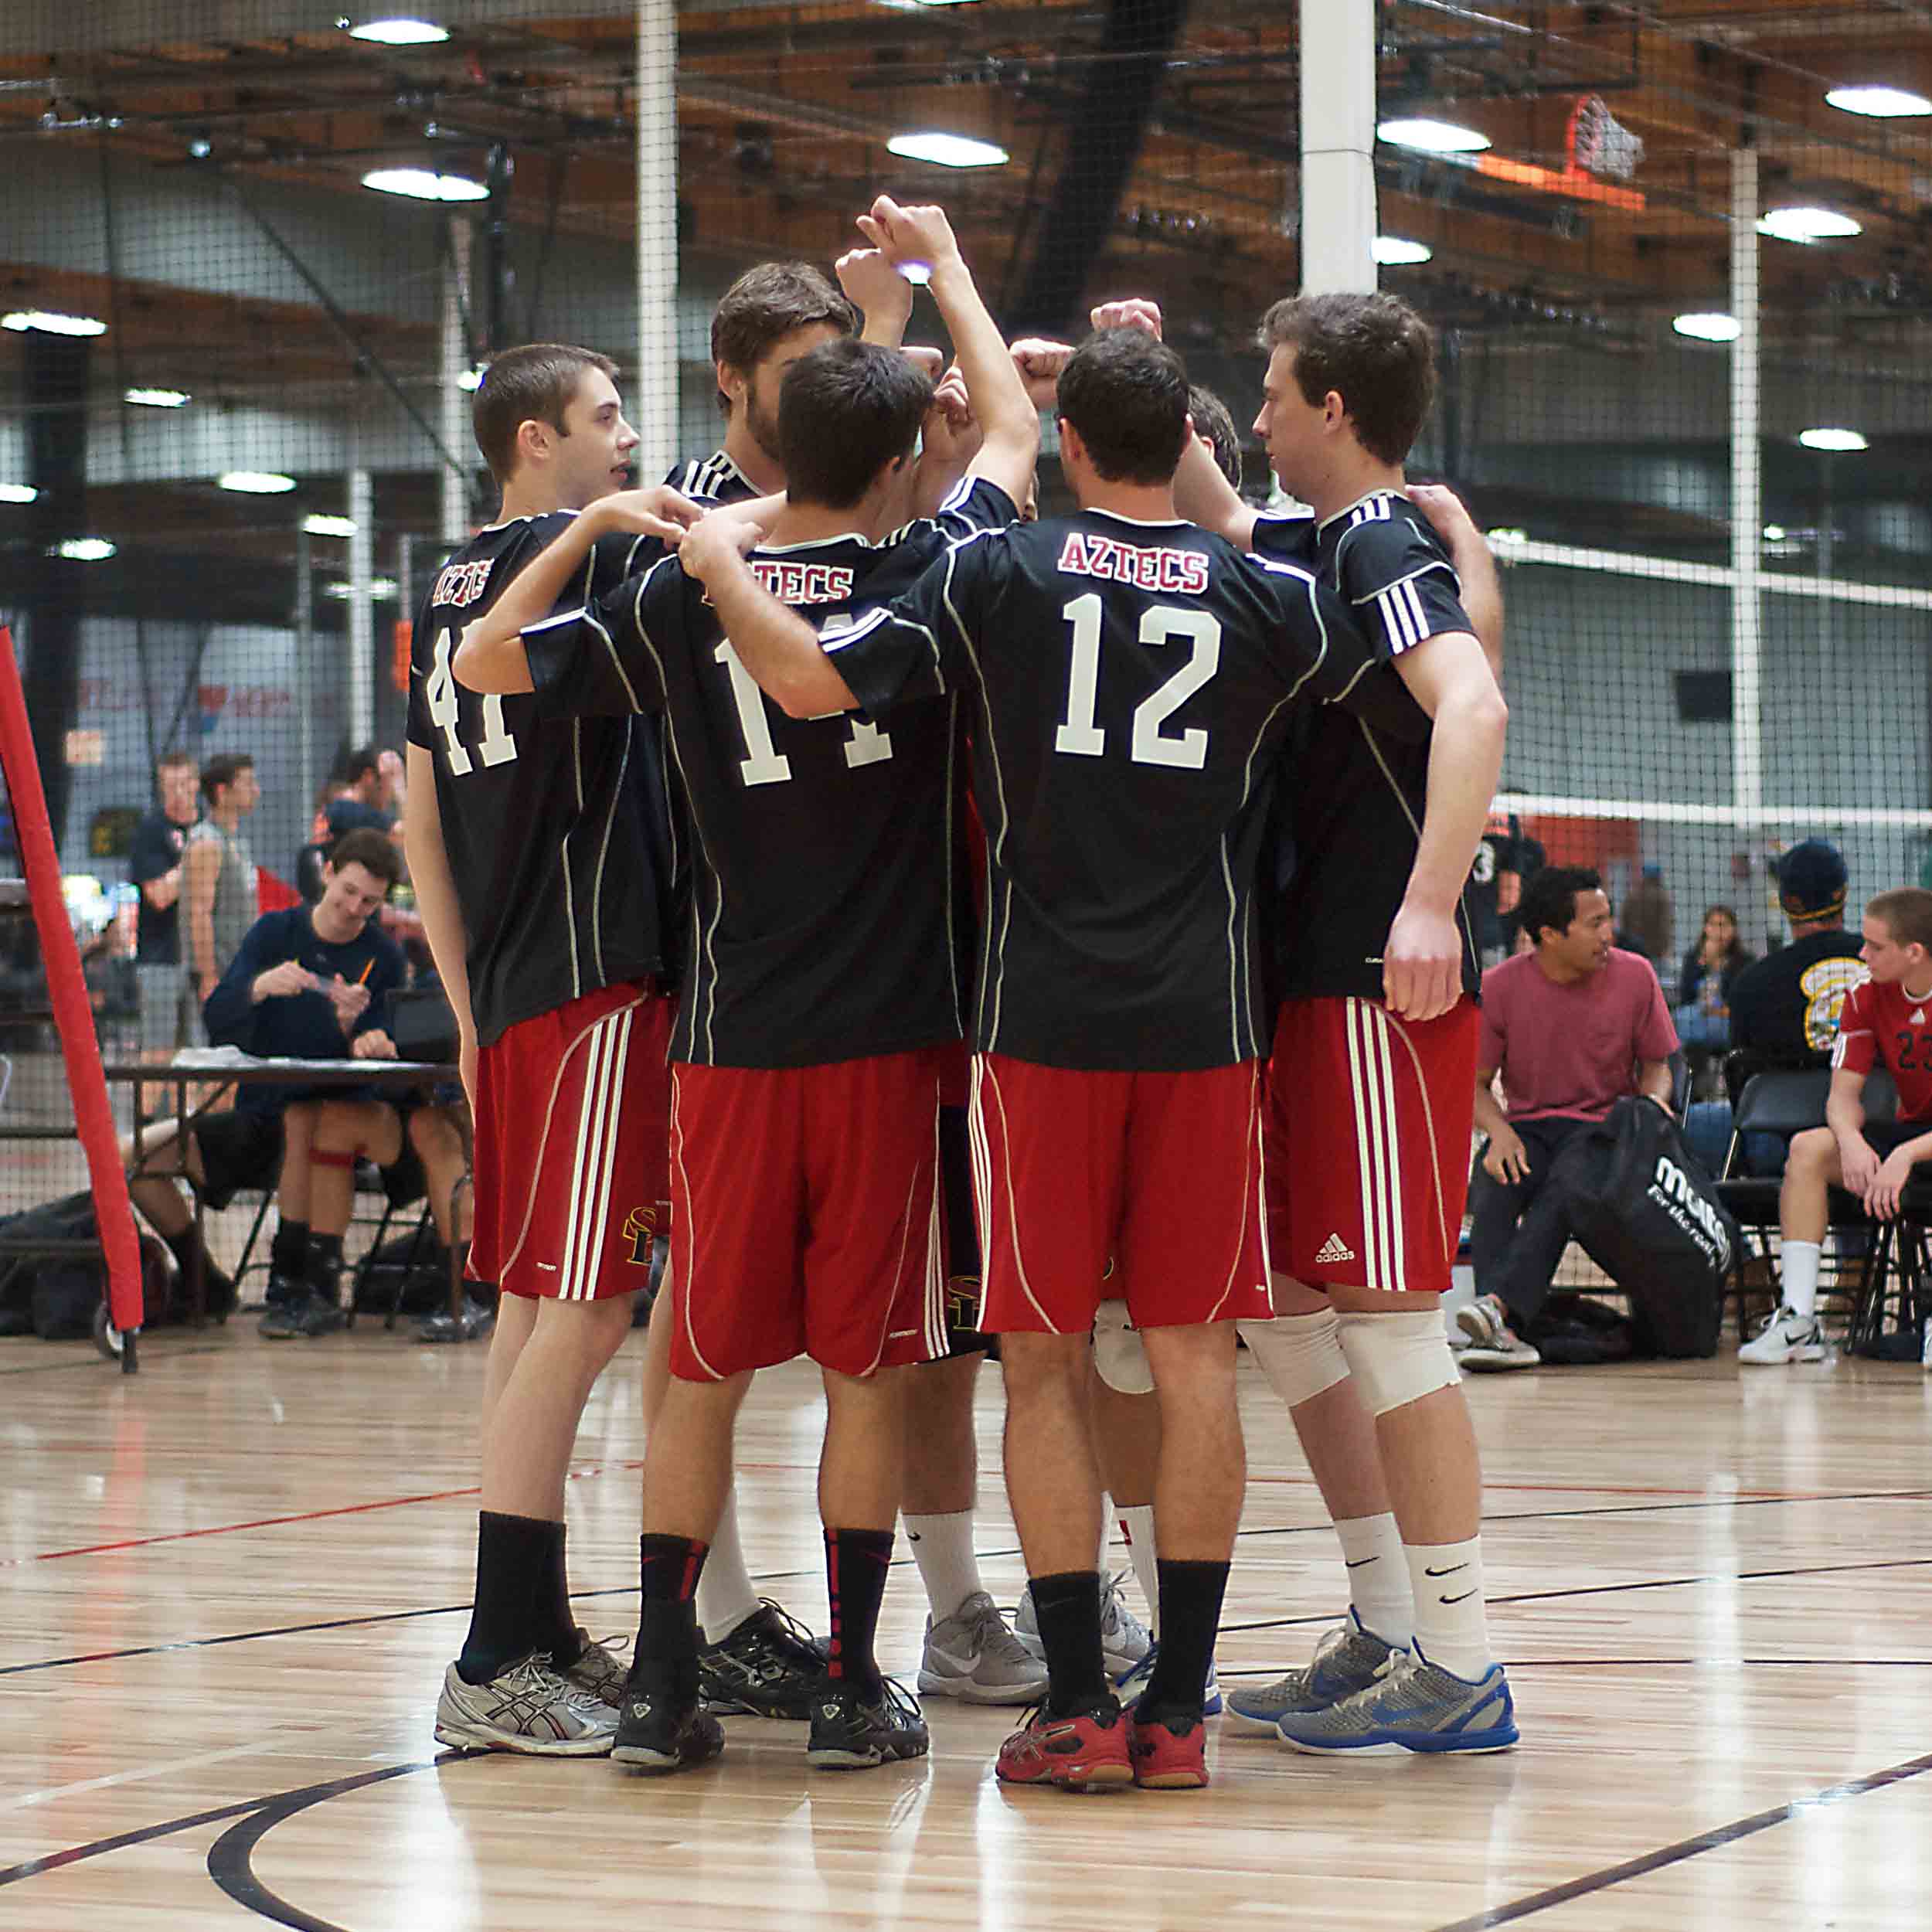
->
xmin=13 ymin=1457 xmax=650 ymax=1566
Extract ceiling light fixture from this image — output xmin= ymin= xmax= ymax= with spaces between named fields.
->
xmin=886 ymin=131 xmax=1009 ymax=169
xmin=324 ymin=577 xmax=400 ymax=600
xmin=457 ymin=364 xmax=485 ymax=391
xmin=124 ymin=386 xmax=190 ymax=407
xmin=1377 ymin=118 xmax=1492 ymax=155
xmin=345 ymin=18 xmax=450 ymax=45
xmin=1372 ymin=236 xmax=1433 ymax=267
xmin=0 ymin=484 xmax=39 ymax=504
xmin=1672 ymin=312 xmax=1740 ymax=342
xmin=362 ymin=167 xmax=488 ymax=202
xmin=1757 ymin=206 xmax=1862 ymax=243
xmin=1826 ymin=84 xmax=1932 ymax=118
xmin=219 ymin=471 xmax=298 ymax=494
xmin=302 ymin=514 xmax=358 ymax=537
xmin=3 ymin=309 xmax=107 ymax=336
xmin=1798 ymin=427 xmax=1868 ymax=451
xmin=56 ymin=537 xmax=116 ymax=561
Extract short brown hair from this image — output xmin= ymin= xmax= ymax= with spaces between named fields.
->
xmin=199 ymin=753 xmax=253 ymax=805
xmin=326 ymin=827 xmax=402 ymax=890
xmin=1866 ymin=887 xmax=1932 ymax=953
xmin=779 ymin=338 xmax=933 ymax=509
xmin=1058 ymin=328 xmax=1192 ymax=487
xmin=709 ymin=264 xmax=858 ymax=416
xmin=1188 ymin=384 xmax=1243 ymax=488
xmin=156 ymin=748 xmax=195 ymax=772
xmin=1258 ymin=292 xmax=1436 ymax=467
xmin=471 ymin=343 xmax=617 ymax=488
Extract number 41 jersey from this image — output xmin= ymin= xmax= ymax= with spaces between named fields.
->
xmin=406 ymin=513 xmax=675 ymax=1049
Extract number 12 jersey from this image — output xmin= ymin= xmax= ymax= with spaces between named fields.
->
xmin=828 ymin=509 xmax=1426 ymax=1071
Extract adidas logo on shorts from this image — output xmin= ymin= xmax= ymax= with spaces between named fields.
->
xmin=1314 ymin=1233 xmax=1356 ymax=1266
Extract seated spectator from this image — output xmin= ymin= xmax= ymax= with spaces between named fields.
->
xmin=1682 ymin=841 xmax=1866 ymax=1175
xmin=1740 ymin=887 xmax=1932 ymax=1366
xmin=1458 ymin=865 xmax=1680 ymax=1370
xmin=1620 ymin=863 xmax=1673 ymax=970
xmin=1674 ymin=903 xmax=1753 ymax=1100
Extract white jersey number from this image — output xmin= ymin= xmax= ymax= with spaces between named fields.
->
xmin=1054 ymin=594 xmax=1221 ymax=770
xmin=715 ymin=622 xmax=893 ymax=789
xmin=426 ymin=625 xmax=519 ymax=777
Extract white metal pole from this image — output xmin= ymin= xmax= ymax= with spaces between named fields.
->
xmin=1730 ymin=145 xmax=1764 ymax=872
xmin=441 ymin=218 xmax=471 ymax=547
xmin=1299 ymin=0 xmax=1379 ymax=295
xmin=348 ymin=443 xmax=374 ymax=747
xmin=635 ymin=0 xmax=679 ymax=478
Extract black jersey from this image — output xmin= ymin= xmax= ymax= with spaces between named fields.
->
xmin=665 ymin=450 xmax=757 ymax=505
xmin=405 ymin=515 xmax=675 ymax=1049
xmin=828 ymin=509 xmax=1422 ymax=1072
xmin=524 ymin=477 xmax=1019 ymax=1070
xmin=1253 ymin=492 xmax=1484 ymax=1004
xmin=1730 ymin=929 xmax=1869 ymax=1060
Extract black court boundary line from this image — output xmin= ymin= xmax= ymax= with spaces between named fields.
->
xmin=0 ymin=1762 xmax=436 ymax=1893
xmin=9 ymin=1498 xmax=1932 ymax=1679
xmin=1428 ymin=1750 xmax=1932 ymax=1931
xmin=0 ymin=1343 xmax=230 ymax=1377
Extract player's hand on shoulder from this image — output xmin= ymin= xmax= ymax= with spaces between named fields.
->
xmin=837 ymin=246 xmax=915 ymax=333
xmin=1090 ymin=298 xmax=1163 ymax=340
xmin=593 ymin=485 xmax=704 ymax=544
xmin=858 ymin=196 xmax=961 ymax=273
xmin=1383 ymin=900 xmax=1461 ymax=1022
xmin=1009 ymin=338 xmax=1073 ymax=410
xmin=679 ymin=512 xmax=764 ymax=583
xmin=1405 ymin=484 xmax=1480 ymax=550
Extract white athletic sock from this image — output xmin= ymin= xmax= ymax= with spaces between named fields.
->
xmin=1336 ymin=1512 xmax=1413 ymax=1647
xmin=1117 ymin=1504 xmax=1159 ymax=1634
xmin=696 ymin=1487 xmax=763 ymax=1644
xmin=1781 ymin=1240 xmax=1821 ymax=1323
xmin=903 ymin=1509 xmax=982 ymax=1624
xmin=1404 ymin=1536 xmax=1492 ymax=1683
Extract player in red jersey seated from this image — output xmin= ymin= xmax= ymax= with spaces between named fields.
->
xmin=1746 ymin=886 xmax=1932 ymax=1364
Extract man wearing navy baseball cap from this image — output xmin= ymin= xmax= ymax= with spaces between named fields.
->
xmin=1730 ymin=841 xmax=1864 ymax=1062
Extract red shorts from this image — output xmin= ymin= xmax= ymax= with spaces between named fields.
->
xmin=968 ymin=1053 xmax=1271 ymax=1336
xmin=667 ymin=1049 xmax=947 ymax=1381
xmin=471 ymin=980 xmax=672 ymax=1303
xmin=1265 ymin=995 xmax=1478 ymax=1297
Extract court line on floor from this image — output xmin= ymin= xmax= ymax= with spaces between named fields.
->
xmin=0 ymin=1761 xmax=435 ymax=1892
xmin=1430 ymin=1748 xmax=1932 ymax=1931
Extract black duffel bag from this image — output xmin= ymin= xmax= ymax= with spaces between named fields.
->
xmin=1545 ymin=1095 xmax=1738 ymax=1359
xmin=0 ymin=1190 xmax=178 ymax=1339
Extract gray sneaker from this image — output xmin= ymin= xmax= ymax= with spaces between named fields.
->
xmin=1275 ymin=1649 xmax=1518 ymax=1756
xmin=1015 ymin=1569 xmax=1152 ymax=1675
xmin=917 ymin=1591 xmax=1049 ymax=1705
xmin=1455 ymin=1294 xmax=1541 ymax=1372
xmin=1738 ymin=1303 xmax=1828 ymax=1365
xmin=434 ymin=1654 xmax=617 ymax=1756
xmin=259 ymin=1288 xmax=346 ymax=1340
xmin=562 ymin=1630 xmax=629 ymax=1709
xmin=1222 ymin=1613 xmax=1400 ymax=1733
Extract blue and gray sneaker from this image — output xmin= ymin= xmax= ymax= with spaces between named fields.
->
xmin=1222 ymin=1612 xmax=1399 ymax=1734
xmin=1114 ymin=1641 xmax=1223 ymax=1717
xmin=1274 ymin=1648 xmax=1517 ymax=1755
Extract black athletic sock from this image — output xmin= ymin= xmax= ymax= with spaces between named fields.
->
xmin=543 ymin=1523 xmax=583 ymax=1667
xmin=1138 ymin=1559 xmax=1230 ymax=1723
xmin=269 ymin=1218 xmax=309 ymax=1276
xmin=163 ymin=1226 xmax=205 ymax=1275
xmin=307 ymin=1231 xmax=344 ymax=1301
xmin=456 ymin=1510 xmax=552 ymax=1685
xmin=1029 ymin=1570 xmax=1112 ymax=1717
xmin=633 ymin=1533 xmax=708 ymax=1690
xmin=824 ymin=1527 xmax=894 ymax=1697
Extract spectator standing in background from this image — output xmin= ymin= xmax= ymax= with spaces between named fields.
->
xmin=128 ymin=749 xmax=202 ymax=1057
xmin=298 ymin=746 xmax=403 ymax=903
xmin=1458 ymin=866 xmax=1680 ymax=1369
xmin=1621 ymin=863 xmax=1673 ymax=970
xmin=182 ymin=753 xmax=259 ymax=1009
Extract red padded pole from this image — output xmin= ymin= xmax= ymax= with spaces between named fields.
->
xmin=0 ymin=626 xmax=145 ymax=1347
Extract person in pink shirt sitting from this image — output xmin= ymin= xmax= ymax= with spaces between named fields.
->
xmin=1458 ymin=866 xmax=1681 ymax=1369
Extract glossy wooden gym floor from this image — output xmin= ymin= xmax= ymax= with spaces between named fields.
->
xmin=3 ymin=1325 xmax=1928 ymax=1931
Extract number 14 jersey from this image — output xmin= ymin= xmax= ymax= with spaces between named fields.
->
xmin=829 ymin=510 xmax=1425 ymax=1071
xmin=406 ymin=513 xmax=675 ymax=1048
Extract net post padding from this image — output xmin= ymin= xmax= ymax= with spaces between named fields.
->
xmin=0 ymin=625 xmax=146 ymax=1355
